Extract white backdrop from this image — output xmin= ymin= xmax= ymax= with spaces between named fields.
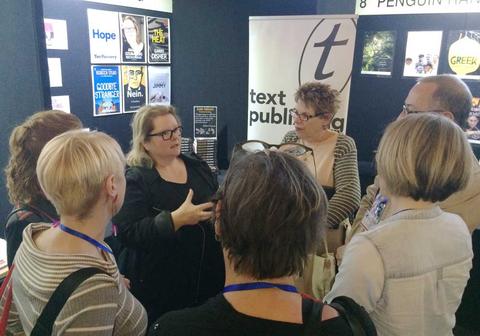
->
xmin=248 ymin=15 xmax=357 ymax=143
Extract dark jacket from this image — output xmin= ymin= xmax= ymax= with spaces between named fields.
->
xmin=5 ymin=199 xmax=58 ymax=266
xmin=113 ymin=153 xmax=224 ymax=323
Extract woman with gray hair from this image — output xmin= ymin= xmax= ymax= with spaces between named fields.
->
xmin=113 ymin=105 xmax=224 ymax=324
xmin=325 ymin=113 xmax=473 ymax=335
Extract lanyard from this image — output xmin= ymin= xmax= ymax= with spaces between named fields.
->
xmin=223 ymin=282 xmax=298 ymax=294
xmin=58 ymin=223 xmax=113 ymax=255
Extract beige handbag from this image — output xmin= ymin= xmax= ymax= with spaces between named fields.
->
xmin=295 ymin=236 xmax=336 ymax=299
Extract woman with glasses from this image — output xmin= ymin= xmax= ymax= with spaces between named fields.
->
xmin=113 ymin=105 xmax=224 ymax=324
xmin=283 ymin=82 xmax=361 ymax=255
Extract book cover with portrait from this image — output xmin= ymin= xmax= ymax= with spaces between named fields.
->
xmin=122 ymin=65 xmax=147 ymax=113
xmin=120 ymin=13 xmax=146 ymax=63
xmin=148 ymin=17 xmax=170 ymax=63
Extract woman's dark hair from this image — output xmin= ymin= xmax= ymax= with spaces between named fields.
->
xmin=218 ymin=151 xmax=327 ymax=279
xmin=5 ymin=110 xmax=83 ymax=205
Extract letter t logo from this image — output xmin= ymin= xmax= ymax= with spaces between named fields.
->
xmin=313 ymin=24 xmax=348 ymax=80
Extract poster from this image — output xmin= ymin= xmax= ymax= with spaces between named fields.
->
xmin=51 ymin=95 xmax=71 ymax=113
xmin=248 ymin=15 xmax=357 ymax=143
xmin=148 ymin=66 xmax=171 ymax=105
xmin=446 ymin=30 xmax=480 ymax=80
xmin=87 ymin=9 xmax=121 ymax=63
xmin=148 ymin=17 xmax=170 ymax=63
xmin=194 ymin=106 xmax=217 ymax=138
xmin=466 ymin=97 xmax=480 ymax=140
xmin=403 ymin=31 xmax=442 ymax=77
xmin=92 ymin=65 xmax=122 ymax=116
xmin=44 ymin=19 xmax=68 ymax=50
xmin=120 ymin=14 xmax=146 ymax=63
xmin=47 ymin=58 xmax=62 ymax=87
xmin=361 ymin=31 xmax=396 ymax=76
xmin=84 ymin=0 xmax=172 ymax=13
xmin=122 ymin=65 xmax=147 ymax=113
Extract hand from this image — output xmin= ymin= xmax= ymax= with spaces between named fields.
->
xmin=171 ymin=189 xmax=214 ymax=231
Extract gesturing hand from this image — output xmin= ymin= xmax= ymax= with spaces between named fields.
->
xmin=171 ymin=189 xmax=214 ymax=231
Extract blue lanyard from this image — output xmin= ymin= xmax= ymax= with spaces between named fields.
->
xmin=58 ymin=223 xmax=113 ymax=255
xmin=223 ymin=282 xmax=298 ymax=293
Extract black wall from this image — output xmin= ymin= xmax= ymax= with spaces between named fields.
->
xmin=0 ymin=0 xmax=50 ymax=237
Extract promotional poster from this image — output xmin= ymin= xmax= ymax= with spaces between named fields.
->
xmin=194 ymin=106 xmax=217 ymax=138
xmin=51 ymin=95 xmax=71 ymax=113
xmin=84 ymin=0 xmax=172 ymax=13
xmin=248 ymin=15 xmax=357 ymax=143
xmin=466 ymin=97 xmax=480 ymax=140
xmin=48 ymin=58 xmax=63 ymax=87
xmin=87 ymin=9 xmax=121 ymax=63
xmin=361 ymin=31 xmax=396 ymax=76
xmin=446 ymin=30 xmax=480 ymax=80
xmin=403 ymin=31 xmax=442 ymax=77
xmin=148 ymin=66 xmax=171 ymax=105
xmin=92 ymin=65 xmax=122 ymax=116
xmin=44 ymin=19 xmax=68 ymax=50
xmin=148 ymin=17 xmax=170 ymax=63
xmin=122 ymin=65 xmax=147 ymax=113
xmin=120 ymin=14 xmax=146 ymax=63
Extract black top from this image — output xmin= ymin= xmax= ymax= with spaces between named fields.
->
xmin=5 ymin=199 xmax=58 ymax=266
xmin=149 ymin=294 xmax=353 ymax=336
xmin=112 ymin=153 xmax=224 ymax=323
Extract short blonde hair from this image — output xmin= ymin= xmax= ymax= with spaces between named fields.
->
xmin=376 ymin=113 xmax=472 ymax=202
xmin=37 ymin=130 xmax=125 ymax=219
xmin=126 ymin=105 xmax=179 ymax=168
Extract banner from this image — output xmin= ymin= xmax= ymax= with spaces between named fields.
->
xmin=356 ymin=0 xmax=480 ymax=15
xmin=248 ymin=15 xmax=357 ymax=143
xmin=92 ymin=65 xmax=122 ymax=116
xmin=148 ymin=66 xmax=171 ymax=105
xmin=84 ymin=0 xmax=172 ymax=13
xmin=87 ymin=9 xmax=121 ymax=63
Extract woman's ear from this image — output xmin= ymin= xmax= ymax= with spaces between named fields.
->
xmin=105 ymin=174 xmax=118 ymax=199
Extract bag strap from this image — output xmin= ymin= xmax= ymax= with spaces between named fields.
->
xmin=302 ymin=297 xmax=325 ymax=336
xmin=0 ymin=264 xmax=16 ymax=335
xmin=329 ymin=296 xmax=377 ymax=336
xmin=30 ymin=267 xmax=108 ymax=336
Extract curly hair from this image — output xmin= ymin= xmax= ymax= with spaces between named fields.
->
xmin=5 ymin=110 xmax=82 ymax=205
xmin=295 ymin=82 xmax=340 ymax=117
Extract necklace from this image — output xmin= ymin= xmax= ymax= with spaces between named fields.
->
xmin=223 ymin=282 xmax=298 ymax=294
xmin=58 ymin=223 xmax=113 ymax=254
xmin=390 ymin=208 xmax=414 ymax=217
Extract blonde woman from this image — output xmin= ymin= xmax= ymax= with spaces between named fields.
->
xmin=1 ymin=130 xmax=147 ymax=335
xmin=113 ymin=105 xmax=224 ymax=324
xmin=325 ymin=114 xmax=473 ymax=335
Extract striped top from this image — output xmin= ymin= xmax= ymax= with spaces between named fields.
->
xmin=283 ymin=131 xmax=361 ymax=228
xmin=2 ymin=223 xmax=147 ymax=335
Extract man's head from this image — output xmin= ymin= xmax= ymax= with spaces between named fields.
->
xmin=126 ymin=66 xmax=143 ymax=90
xmin=403 ymin=74 xmax=472 ymax=127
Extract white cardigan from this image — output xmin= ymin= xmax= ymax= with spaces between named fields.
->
xmin=325 ymin=206 xmax=472 ymax=336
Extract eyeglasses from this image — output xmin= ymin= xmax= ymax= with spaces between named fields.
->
xmin=402 ymin=105 xmax=446 ymax=115
xmin=148 ymin=126 xmax=183 ymax=140
xmin=289 ymin=108 xmax=331 ymax=121
xmin=232 ymin=140 xmax=318 ymax=179
xmin=128 ymin=70 xmax=143 ymax=77
xmin=235 ymin=140 xmax=313 ymax=157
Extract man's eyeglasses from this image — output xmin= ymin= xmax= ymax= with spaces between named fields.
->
xmin=402 ymin=105 xmax=446 ymax=115
xmin=289 ymin=108 xmax=330 ymax=121
xmin=128 ymin=70 xmax=143 ymax=77
xmin=148 ymin=126 xmax=183 ymax=140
